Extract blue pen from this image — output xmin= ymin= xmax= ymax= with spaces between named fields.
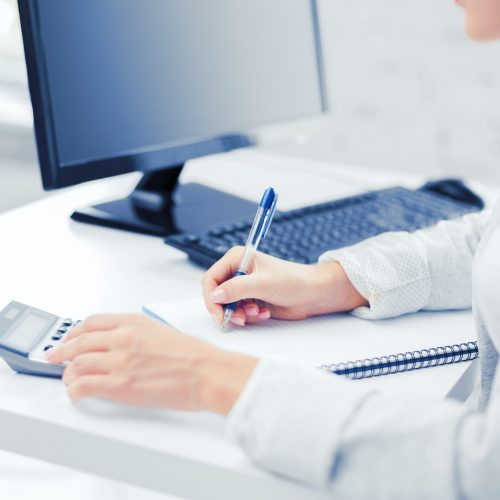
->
xmin=222 ymin=187 xmax=278 ymax=331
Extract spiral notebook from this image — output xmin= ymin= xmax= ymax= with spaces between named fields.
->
xmin=143 ymin=298 xmax=477 ymax=381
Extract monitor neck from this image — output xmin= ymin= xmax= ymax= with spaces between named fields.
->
xmin=129 ymin=167 xmax=183 ymax=230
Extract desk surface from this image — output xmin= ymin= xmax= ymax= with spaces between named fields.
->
xmin=0 ymin=150 xmax=496 ymax=499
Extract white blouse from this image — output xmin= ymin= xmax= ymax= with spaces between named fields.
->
xmin=227 ymin=202 xmax=500 ymax=499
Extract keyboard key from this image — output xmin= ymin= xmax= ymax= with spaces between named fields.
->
xmin=215 ymin=244 xmax=230 ymax=254
xmin=184 ymin=234 xmax=200 ymax=243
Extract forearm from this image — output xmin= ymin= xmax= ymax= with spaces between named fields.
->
xmin=227 ymin=359 xmax=500 ymax=499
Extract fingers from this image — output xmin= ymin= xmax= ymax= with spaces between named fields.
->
xmin=243 ymin=302 xmax=259 ymax=318
xmin=230 ymin=306 xmax=246 ymax=326
xmin=62 ymin=351 xmax=135 ymax=386
xmin=242 ymin=306 xmax=271 ymax=324
xmin=256 ymin=307 xmax=271 ymax=322
xmin=62 ymin=351 xmax=117 ymax=385
xmin=238 ymin=303 xmax=272 ymax=322
xmin=66 ymin=374 xmax=118 ymax=402
xmin=210 ymin=273 xmax=268 ymax=305
xmin=65 ymin=314 xmax=123 ymax=341
xmin=202 ymin=274 xmax=224 ymax=323
xmin=46 ymin=329 xmax=127 ymax=364
xmin=206 ymin=246 xmax=246 ymax=284
xmin=202 ymin=246 xmax=276 ymax=326
xmin=202 ymin=247 xmax=245 ymax=321
xmin=228 ymin=304 xmax=272 ymax=327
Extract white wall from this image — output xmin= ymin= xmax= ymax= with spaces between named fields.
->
xmin=318 ymin=0 xmax=500 ymax=183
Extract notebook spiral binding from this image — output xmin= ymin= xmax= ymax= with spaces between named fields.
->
xmin=319 ymin=341 xmax=479 ymax=380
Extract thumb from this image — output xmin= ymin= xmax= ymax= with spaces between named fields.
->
xmin=209 ymin=274 xmax=267 ymax=304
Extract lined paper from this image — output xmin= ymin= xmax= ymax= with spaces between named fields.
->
xmin=144 ymin=298 xmax=475 ymax=368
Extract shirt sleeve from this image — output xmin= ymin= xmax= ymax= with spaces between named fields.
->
xmin=227 ymin=359 xmax=500 ymax=499
xmin=319 ymin=210 xmax=491 ymax=319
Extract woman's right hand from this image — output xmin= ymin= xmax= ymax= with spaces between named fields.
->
xmin=201 ymin=247 xmax=368 ymax=327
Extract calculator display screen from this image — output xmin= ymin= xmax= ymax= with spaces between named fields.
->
xmin=1 ymin=312 xmax=52 ymax=353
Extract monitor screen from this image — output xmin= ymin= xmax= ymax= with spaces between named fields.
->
xmin=24 ymin=0 xmax=324 ymax=186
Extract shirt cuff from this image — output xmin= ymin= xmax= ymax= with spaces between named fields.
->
xmin=226 ymin=359 xmax=373 ymax=488
xmin=319 ymin=232 xmax=431 ymax=320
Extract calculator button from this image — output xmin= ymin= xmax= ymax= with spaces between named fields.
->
xmin=62 ymin=318 xmax=73 ymax=326
xmin=57 ymin=326 xmax=68 ymax=334
xmin=51 ymin=334 xmax=63 ymax=341
xmin=43 ymin=345 xmax=54 ymax=351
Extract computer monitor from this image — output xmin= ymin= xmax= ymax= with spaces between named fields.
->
xmin=18 ymin=0 xmax=326 ymax=236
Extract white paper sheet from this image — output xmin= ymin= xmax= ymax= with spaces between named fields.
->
xmin=144 ymin=298 xmax=476 ymax=369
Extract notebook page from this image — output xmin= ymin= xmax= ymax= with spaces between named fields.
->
xmin=144 ymin=298 xmax=475 ymax=368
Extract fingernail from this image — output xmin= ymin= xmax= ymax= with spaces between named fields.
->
xmin=231 ymin=317 xmax=245 ymax=327
xmin=45 ymin=348 xmax=56 ymax=361
xmin=244 ymin=306 xmax=259 ymax=317
xmin=258 ymin=310 xmax=271 ymax=321
xmin=211 ymin=313 xmax=220 ymax=325
xmin=210 ymin=288 xmax=226 ymax=303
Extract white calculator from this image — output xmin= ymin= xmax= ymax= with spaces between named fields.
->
xmin=0 ymin=301 xmax=79 ymax=378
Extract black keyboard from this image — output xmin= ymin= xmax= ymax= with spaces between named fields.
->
xmin=165 ymin=180 xmax=484 ymax=268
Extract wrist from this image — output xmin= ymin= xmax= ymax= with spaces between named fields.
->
xmin=309 ymin=261 xmax=368 ymax=315
xmin=197 ymin=348 xmax=258 ymax=415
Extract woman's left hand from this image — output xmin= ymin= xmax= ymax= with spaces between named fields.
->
xmin=46 ymin=314 xmax=257 ymax=415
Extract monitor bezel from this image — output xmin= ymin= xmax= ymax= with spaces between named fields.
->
xmin=18 ymin=0 xmax=327 ymax=190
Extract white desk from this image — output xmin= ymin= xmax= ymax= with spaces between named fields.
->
xmin=0 ymin=150 xmax=495 ymax=499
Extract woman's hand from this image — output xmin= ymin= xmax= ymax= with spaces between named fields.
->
xmin=202 ymin=248 xmax=367 ymax=326
xmin=46 ymin=313 xmax=257 ymax=414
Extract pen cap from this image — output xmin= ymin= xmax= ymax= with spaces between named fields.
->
xmin=259 ymin=188 xmax=277 ymax=210
xmin=262 ymin=192 xmax=278 ymax=239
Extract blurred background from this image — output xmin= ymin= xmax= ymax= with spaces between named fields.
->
xmin=1 ymin=0 xmax=500 ymax=214
xmin=0 ymin=0 xmax=41 ymax=211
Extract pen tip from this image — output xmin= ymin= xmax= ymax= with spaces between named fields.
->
xmin=222 ymin=309 xmax=232 ymax=332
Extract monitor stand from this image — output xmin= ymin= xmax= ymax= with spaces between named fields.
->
xmin=71 ymin=167 xmax=258 ymax=236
